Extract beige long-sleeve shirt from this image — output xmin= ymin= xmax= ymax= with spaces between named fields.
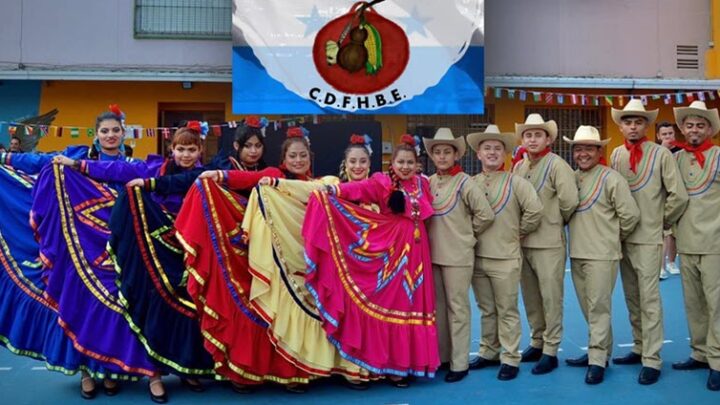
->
xmin=610 ymin=141 xmax=688 ymax=245
xmin=568 ymin=164 xmax=640 ymax=260
xmin=472 ymin=171 xmax=543 ymax=260
xmin=674 ymin=146 xmax=720 ymax=255
xmin=427 ymin=172 xmax=495 ymax=266
xmin=514 ymin=152 xmax=579 ymax=249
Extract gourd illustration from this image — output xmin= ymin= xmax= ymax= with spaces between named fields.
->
xmin=337 ymin=26 xmax=369 ymax=73
xmin=313 ymin=0 xmax=410 ymax=94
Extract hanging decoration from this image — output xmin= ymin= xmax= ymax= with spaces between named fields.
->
xmin=487 ymin=87 xmax=720 ymax=107
xmin=0 ymin=115 xmax=321 ymax=140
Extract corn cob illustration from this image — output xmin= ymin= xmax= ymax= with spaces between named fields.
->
xmin=362 ymin=23 xmax=383 ymax=75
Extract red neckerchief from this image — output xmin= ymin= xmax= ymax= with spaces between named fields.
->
xmin=624 ymin=137 xmax=648 ymax=173
xmin=673 ymin=139 xmax=714 ymax=168
xmin=511 ymin=146 xmax=527 ymax=167
xmin=599 ymin=156 xmax=608 ymax=166
xmin=512 ymin=146 xmax=551 ymax=167
xmin=448 ymin=164 xmax=463 ymax=176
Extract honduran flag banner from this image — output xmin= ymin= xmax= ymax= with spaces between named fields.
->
xmin=232 ymin=0 xmax=484 ymax=114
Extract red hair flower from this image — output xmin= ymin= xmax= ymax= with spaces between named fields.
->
xmin=187 ymin=121 xmax=201 ymax=132
xmin=245 ymin=115 xmax=261 ymax=128
xmin=286 ymin=127 xmax=305 ymax=138
xmin=350 ymin=134 xmax=366 ymax=145
xmin=400 ymin=134 xmax=415 ymax=146
xmin=108 ymin=104 xmax=125 ymax=118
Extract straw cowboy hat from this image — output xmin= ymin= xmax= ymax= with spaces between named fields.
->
xmin=611 ymin=99 xmax=659 ymax=126
xmin=422 ymin=127 xmax=467 ymax=157
xmin=515 ymin=113 xmax=558 ymax=142
xmin=467 ymin=124 xmax=517 ymax=152
xmin=673 ymin=100 xmax=720 ymax=136
xmin=563 ymin=125 xmax=610 ymax=146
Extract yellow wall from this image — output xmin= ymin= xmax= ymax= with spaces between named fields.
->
xmin=37 ymin=81 xmax=719 ymax=163
xmin=486 ymin=89 xmax=720 ymax=161
xmin=38 ymin=81 xmax=247 ymax=158
xmin=707 ymin=0 xmax=720 ymax=78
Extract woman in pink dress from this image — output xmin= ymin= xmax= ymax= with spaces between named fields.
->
xmin=303 ymin=134 xmax=439 ymax=387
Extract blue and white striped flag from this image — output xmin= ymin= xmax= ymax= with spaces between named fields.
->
xmin=232 ymin=0 xmax=484 ymax=114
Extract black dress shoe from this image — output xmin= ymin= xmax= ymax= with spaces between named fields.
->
xmin=565 ymin=354 xmax=589 ymax=367
xmin=672 ymin=358 xmax=710 ymax=370
xmin=438 ymin=362 xmax=450 ymax=371
xmin=497 ymin=364 xmax=519 ymax=381
xmin=638 ymin=367 xmax=661 ymax=385
xmin=585 ymin=365 xmax=605 ymax=385
xmin=468 ymin=356 xmax=501 ymax=370
xmin=613 ymin=352 xmax=642 ymax=365
xmin=708 ymin=369 xmax=720 ymax=391
xmin=532 ymin=355 xmax=558 ymax=375
xmin=520 ymin=346 xmax=543 ymax=363
xmin=444 ymin=369 xmax=468 ymax=383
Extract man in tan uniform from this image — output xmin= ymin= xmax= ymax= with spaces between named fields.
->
xmin=609 ymin=99 xmax=688 ymax=385
xmin=671 ymin=101 xmax=720 ymax=391
xmin=512 ymin=114 xmax=579 ymax=375
xmin=424 ymin=128 xmax=495 ymax=383
xmin=565 ymin=126 xmax=640 ymax=385
xmin=466 ymin=125 xmax=543 ymax=381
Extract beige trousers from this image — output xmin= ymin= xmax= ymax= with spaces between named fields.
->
xmin=570 ymin=259 xmax=619 ymax=367
xmin=433 ymin=265 xmax=473 ymax=372
xmin=471 ymin=257 xmax=522 ymax=367
xmin=679 ymin=254 xmax=720 ymax=371
xmin=619 ymin=243 xmax=664 ymax=369
xmin=520 ymin=247 xmax=566 ymax=356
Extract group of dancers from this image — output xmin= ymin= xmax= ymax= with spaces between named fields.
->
xmin=0 ymin=98 xmax=718 ymax=403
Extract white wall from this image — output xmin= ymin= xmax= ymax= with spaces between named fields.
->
xmin=484 ymin=0 xmax=710 ymax=79
xmin=0 ymin=0 xmax=230 ymax=73
xmin=0 ymin=0 xmax=712 ymax=80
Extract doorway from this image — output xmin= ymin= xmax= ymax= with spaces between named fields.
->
xmin=158 ymin=103 xmax=225 ymax=163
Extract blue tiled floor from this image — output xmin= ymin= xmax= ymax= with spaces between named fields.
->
xmin=0 ymin=271 xmax=715 ymax=404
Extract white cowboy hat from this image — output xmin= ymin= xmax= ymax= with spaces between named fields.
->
xmin=611 ymin=99 xmax=659 ymax=126
xmin=673 ymin=100 xmax=720 ymax=136
xmin=422 ymin=127 xmax=466 ymax=157
xmin=563 ymin=125 xmax=610 ymax=146
xmin=515 ymin=113 xmax=558 ymax=142
xmin=467 ymin=124 xmax=517 ymax=153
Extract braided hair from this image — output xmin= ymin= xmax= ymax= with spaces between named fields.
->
xmin=387 ymin=134 xmax=417 ymax=214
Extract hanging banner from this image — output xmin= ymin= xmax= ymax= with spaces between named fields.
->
xmin=232 ymin=0 xmax=484 ymax=114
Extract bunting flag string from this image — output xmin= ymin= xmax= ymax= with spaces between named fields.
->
xmin=487 ymin=87 xmax=720 ymax=107
xmin=0 ymin=115 xmax=319 ymax=140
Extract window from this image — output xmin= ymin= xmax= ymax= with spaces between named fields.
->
xmin=407 ymin=107 xmax=495 ymax=175
xmin=525 ymin=106 xmax=604 ymax=169
xmin=134 ymin=0 xmax=231 ymax=39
